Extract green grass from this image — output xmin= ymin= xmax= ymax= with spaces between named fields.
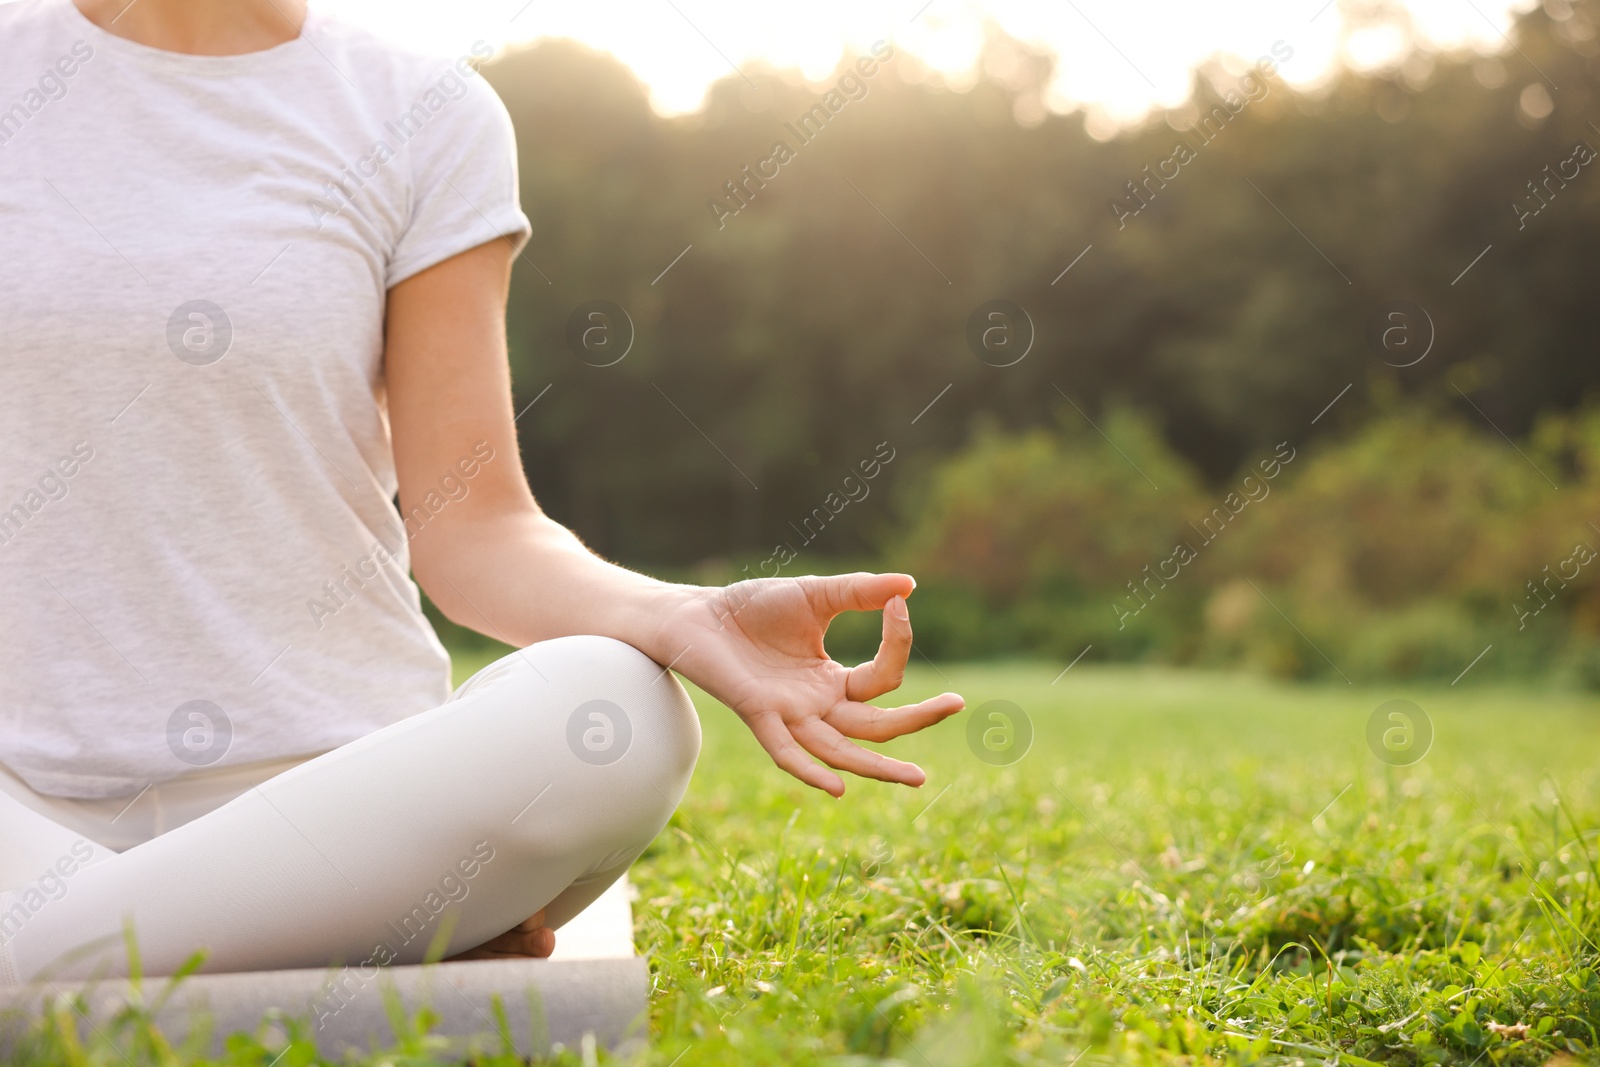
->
xmin=624 ymin=662 xmax=1600 ymax=1067
xmin=11 ymin=659 xmax=1600 ymax=1065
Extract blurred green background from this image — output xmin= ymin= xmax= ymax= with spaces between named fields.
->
xmin=436 ymin=1 xmax=1600 ymax=686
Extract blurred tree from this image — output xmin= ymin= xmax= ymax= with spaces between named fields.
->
xmin=482 ymin=0 xmax=1600 ymax=568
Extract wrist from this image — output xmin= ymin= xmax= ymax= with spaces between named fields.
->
xmin=619 ymin=580 xmax=714 ymax=666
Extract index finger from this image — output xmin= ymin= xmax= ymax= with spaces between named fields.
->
xmin=846 ymin=594 xmax=911 ymax=701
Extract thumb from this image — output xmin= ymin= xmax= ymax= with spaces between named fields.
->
xmin=802 ymin=572 xmax=917 ymax=618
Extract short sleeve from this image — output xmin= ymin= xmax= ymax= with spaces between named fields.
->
xmin=386 ymin=73 xmax=532 ymax=289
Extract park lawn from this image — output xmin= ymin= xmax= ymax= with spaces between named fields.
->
xmin=630 ymin=660 xmax=1600 ymax=1067
xmin=12 ymin=658 xmax=1600 ymax=1065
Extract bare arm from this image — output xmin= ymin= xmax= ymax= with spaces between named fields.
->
xmin=385 ymin=238 xmax=963 ymax=797
xmin=385 ymin=239 xmax=683 ymax=659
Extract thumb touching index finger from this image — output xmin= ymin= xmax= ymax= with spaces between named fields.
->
xmin=802 ymin=572 xmax=916 ymax=618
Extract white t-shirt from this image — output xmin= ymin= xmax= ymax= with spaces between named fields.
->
xmin=0 ymin=0 xmax=532 ymax=797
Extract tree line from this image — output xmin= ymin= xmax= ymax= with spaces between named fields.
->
xmin=482 ymin=1 xmax=1600 ymax=577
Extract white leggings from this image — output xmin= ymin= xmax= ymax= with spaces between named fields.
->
xmin=0 ymin=636 xmax=700 ymax=984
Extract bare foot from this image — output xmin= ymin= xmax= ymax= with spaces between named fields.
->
xmin=447 ymin=909 xmax=555 ymax=960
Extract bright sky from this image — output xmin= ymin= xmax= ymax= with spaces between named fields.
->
xmin=314 ymin=0 xmax=1540 ymax=131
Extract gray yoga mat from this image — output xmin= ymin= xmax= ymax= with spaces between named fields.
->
xmin=0 ymin=876 xmax=648 ymax=1058
xmin=0 ymin=955 xmax=648 ymax=1058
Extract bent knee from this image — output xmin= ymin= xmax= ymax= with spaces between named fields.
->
xmin=466 ymin=635 xmax=700 ymax=848
xmin=556 ymin=635 xmax=702 ymax=792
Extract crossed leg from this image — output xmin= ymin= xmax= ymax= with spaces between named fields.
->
xmin=0 ymin=635 xmax=701 ymax=984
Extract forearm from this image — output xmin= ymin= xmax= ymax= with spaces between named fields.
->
xmin=380 ymin=241 xmax=959 ymax=797
xmin=412 ymin=505 xmax=702 ymax=665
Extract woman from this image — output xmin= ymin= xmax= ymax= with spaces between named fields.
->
xmin=0 ymin=0 xmax=963 ymax=983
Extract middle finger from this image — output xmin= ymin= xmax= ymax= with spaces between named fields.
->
xmin=824 ymin=692 xmax=965 ymax=742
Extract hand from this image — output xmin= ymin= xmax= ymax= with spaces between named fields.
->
xmin=662 ymin=572 xmax=964 ymax=796
xmin=447 ymin=909 xmax=555 ymax=961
